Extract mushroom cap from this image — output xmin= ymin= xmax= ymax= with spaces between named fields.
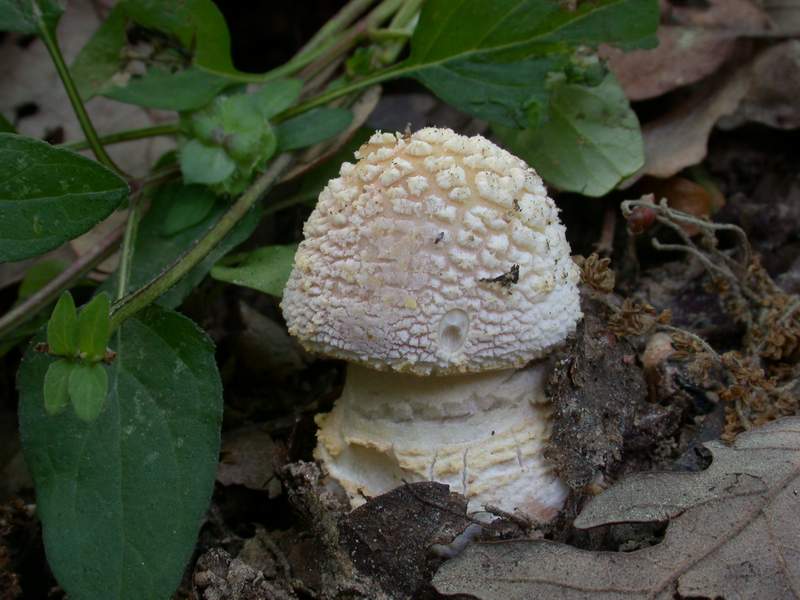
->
xmin=281 ymin=127 xmax=581 ymax=375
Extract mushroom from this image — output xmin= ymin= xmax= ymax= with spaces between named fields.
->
xmin=281 ymin=127 xmax=581 ymax=521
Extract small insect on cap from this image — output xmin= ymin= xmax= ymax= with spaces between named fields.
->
xmin=281 ymin=127 xmax=582 ymax=375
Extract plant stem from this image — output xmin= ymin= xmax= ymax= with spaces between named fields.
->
xmin=109 ymin=154 xmax=294 ymax=330
xmin=116 ymin=197 xmax=142 ymax=301
xmin=276 ymin=64 xmax=408 ymax=121
xmin=0 ymin=225 xmax=124 ymax=340
xmin=62 ymin=123 xmax=180 ymax=152
xmin=368 ymin=28 xmax=412 ymax=41
xmin=379 ymin=0 xmax=422 ymax=63
xmin=37 ymin=19 xmax=123 ymax=175
xmin=300 ymin=0 xmax=376 ymax=54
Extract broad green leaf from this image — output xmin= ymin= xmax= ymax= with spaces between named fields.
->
xmin=179 ymin=139 xmax=237 ymax=185
xmin=495 ymin=73 xmax=643 ymax=196
xmin=402 ymin=0 xmax=658 ymax=126
xmin=276 ymin=108 xmax=353 ymax=151
xmin=18 ymin=258 xmax=67 ymax=300
xmin=103 ymin=67 xmax=231 ymax=111
xmin=0 ymin=134 xmax=128 ymax=262
xmin=160 ymin=185 xmax=217 ymax=236
xmin=67 ymin=362 xmax=108 ymax=422
xmin=43 ymin=359 xmax=73 ymax=416
xmin=0 ymin=114 xmax=14 ymax=133
xmin=71 ymin=4 xmax=127 ymax=99
xmin=106 ymin=183 xmax=261 ymax=307
xmin=123 ymin=0 xmax=239 ymax=77
xmin=19 ymin=306 xmax=223 ymax=599
xmin=0 ymin=0 xmax=63 ymax=34
xmin=251 ymin=79 xmax=303 ymax=119
xmin=46 ymin=292 xmax=78 ymax=357
xmin=77 ymin=292 xmax=111 ymax=361
xmin=210 ymin=244 xmax=298 ymax=297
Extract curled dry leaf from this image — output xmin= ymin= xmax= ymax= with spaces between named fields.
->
xmin=665 ymin=0 xmax=772 ymax=35
xmin=602 ymin=27 xmax=737 ymax=101
xmin=433 ymin=417 xmax=800 ymax=600
xmin=641 ymin=66 xmax=751 ymax=179
xmin=718 ymin=40 xmax=800 ymax=130
xmin=217 ymin=425 xmax=286 ymax=496
xmin=640 ymin=39 xmax=800 ymax=179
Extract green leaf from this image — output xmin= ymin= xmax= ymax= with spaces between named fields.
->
xmin=18 ymin=306 xmax=222 ymax=599
xmin=250 ymin=79 xmax=303 ymax=119
xmin=18 ymin=258 xmax=67 ymax=301
xmin=276 ymin=108 xmax=353 ymax=151
xmin=181 ymin=83 xmax=294 ymax=194
xmin=103 ymin=67 xmax=232 ymax=111
xmin=43 ymin=359 xmax=74 ymax=416
xmin=105 ymin=182 xmax=261 ymax=307
xmin=68 ymin=362 xmax=108 ymax=422
xmin=123 ymin=0 xmax=239 ymax=78
xmin=77 ymin=292 xmax=111 ymax=361
xmin=71 ymin=4 xmax=127 ymax=99
xmin=494 ymin=73 xmax=644 ymax=196
xmin=210 ymin=244 xmax=298 ymax=297
xmin=0 ymin=0 xmax=63 ymax=34
xmin=46 ymin=292 xmax=78 ymax=357
xmin=160 ymin=184 xmax=217 ymax=236
xmin=403 ymin=0 xmax=658 ymax=126
xmin=0 ymin=133 xmax=128 ymax=262
xmin=0 ymin=113 xmax=15 ymax=133
xmin=179 ymin=139 xmax=237 ymax=185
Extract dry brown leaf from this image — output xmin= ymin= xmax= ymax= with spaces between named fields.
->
xmin=217 ymin=425 xmax=285 ymax=496
xmin=639 ymin=39 xmax=800 ymax=178
xmin=762 ymin=0 xmax=800 ymax=36
xmin=434 ymin=417 xmax=800 ymax=599
xmin=718 ymin=40 xmax=800 ymax=130
xmin=666 ymin=0 xmax=772 ymax=34
xmin=602 ymin=27 xmax=737 ymax=101
xmin=641 ymin=67 xmax=751 ymax=178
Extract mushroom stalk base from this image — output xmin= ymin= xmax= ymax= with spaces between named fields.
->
xmin=314 ymin=363 xmax=567 ymax=521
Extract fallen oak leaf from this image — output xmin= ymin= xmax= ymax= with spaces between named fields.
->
xmin=601 ymin=27 xmax=737 ymax=101
xmin=433 ymin=417 xmax=800 ymax=599
xmin=640 ymin=63 xmax=751 ymax=179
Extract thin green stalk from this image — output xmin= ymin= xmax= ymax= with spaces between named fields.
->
xmin=364 ymin=0 xmax=405 ymax=27
xmin=38 ymin=21 xmax=122 ymax=174
xmin=367 ymin=28 xmax=412 ymax=42
xmin=63 ymin=123 xmax=180 ymax=152
xmin=116 ymin=197 xmax=142 ymax=301
xmin=380 ymin=0 xmax=422 ymax=63
xmin=276 ymin=64 xmax=408 ymax=121
xmin=300 ymin=0 xmax=376 ymax=54
xmin=109 ymin=154 xmax=294 ymax=330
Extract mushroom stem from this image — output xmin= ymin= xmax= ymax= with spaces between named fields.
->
xmin=315 ymin=363 xmax=567 ymax=521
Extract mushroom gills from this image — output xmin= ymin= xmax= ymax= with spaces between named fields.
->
xmin=314 ymin=363 xmax=567 ymax=521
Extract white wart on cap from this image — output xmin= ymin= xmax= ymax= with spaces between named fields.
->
xmin=281 ymin=127 xmax=581 ymax=375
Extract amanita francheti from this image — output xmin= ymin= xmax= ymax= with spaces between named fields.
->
xmin=281 ymin=127 xmax=581 ymax=521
